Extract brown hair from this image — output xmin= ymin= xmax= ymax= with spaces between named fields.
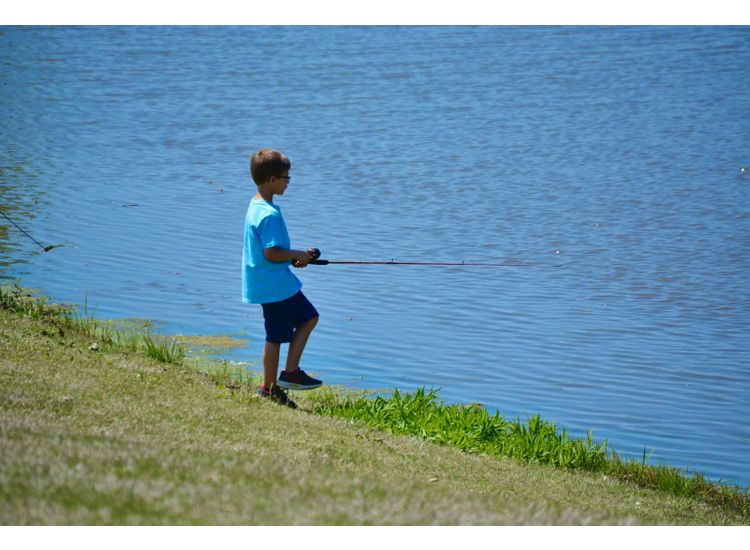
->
xmin=250 ymin=148 xmax=291 ymax=185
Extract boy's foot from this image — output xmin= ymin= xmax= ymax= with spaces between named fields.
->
xmin=255 ymin=384 xmax=298 ymax=409
xmin=277 ymin=368 xmax=323 ymax=390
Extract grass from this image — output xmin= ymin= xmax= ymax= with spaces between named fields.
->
xmin=1 ymin=282 xmax=748 ymax=525
xmin=306 ymin=386 xmax=750 ymax=518
xmin=0 ymin=280 xmax=186 ymax=365
xmin=309 ymin=387 xmax=611 ymax=468
xmin=142 ymin=333 xmax=186 ymax=365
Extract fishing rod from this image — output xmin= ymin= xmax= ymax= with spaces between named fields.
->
xmin=309 ymin=259 xmax=529 ymax=267
xmin=0 ymin=208 xmax=65 ymax=252
xmin=296 ymin=249 xmax=544 ymax=268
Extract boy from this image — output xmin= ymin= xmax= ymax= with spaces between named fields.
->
xmin=242 ymin=148 xmax=322 ymax=408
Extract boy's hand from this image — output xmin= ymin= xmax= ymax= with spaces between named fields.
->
xmin=290 ymin=248 xmax=320 ymax=268
xmin=291 ymin=250 xmax=311 ymax=268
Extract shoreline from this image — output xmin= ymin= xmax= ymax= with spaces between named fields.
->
xmin=1 ymin=282 xmax=748 ymax=524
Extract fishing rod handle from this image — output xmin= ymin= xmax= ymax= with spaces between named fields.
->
xmin=290 ymin=248 xmax=322 ymax=265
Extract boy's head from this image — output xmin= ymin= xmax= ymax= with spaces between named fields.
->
xmin=250 ymin=148 xmax=291 ymax=185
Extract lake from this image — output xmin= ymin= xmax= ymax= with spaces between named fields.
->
xmin=1 ymin=25 xmax=748 ymax=487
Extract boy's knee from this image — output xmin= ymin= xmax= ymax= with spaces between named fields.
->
xmin=302 ymin=315 xmax=319 ymax=331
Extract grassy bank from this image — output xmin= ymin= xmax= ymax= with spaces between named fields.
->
xmin=1 ymin=284 xmax=748 ymax=525
xmin=308 ymin=389 xmax=749 ymax=517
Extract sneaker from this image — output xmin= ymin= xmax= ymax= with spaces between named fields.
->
xmin=255 ymin=384 xmax=298 ymax=409
xmin=277 ymin=368 xmax=323 ymax=390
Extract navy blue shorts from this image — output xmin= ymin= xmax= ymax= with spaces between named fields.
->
xmin=261 ymin=291 xmax=319 ymax=344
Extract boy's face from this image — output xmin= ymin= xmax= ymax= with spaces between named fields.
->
xmin=267 ymin=171 xmax=290 ymax=195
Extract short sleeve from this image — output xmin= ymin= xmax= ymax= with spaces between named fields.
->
xmin=257 ymin=212 xmax=286 ymax=250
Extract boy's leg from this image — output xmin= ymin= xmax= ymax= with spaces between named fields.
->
xmin=262 ymin=341 xmax=281 ymax=389
xmin=284 ymin=315 xmax=318 ymax=372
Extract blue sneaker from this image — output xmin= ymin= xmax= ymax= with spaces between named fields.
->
xmin=277 ymin=368 xmax=322 ymax=390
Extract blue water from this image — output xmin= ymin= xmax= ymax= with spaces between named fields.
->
xmin=2 ymin=26 xmax=749 ymax=487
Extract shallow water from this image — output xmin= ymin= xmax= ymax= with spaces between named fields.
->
xmin=1 ymin=26 xmax=749 ymax=486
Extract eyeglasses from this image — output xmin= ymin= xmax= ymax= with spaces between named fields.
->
xmin=276 ymin=175 xmax=290 ymax=181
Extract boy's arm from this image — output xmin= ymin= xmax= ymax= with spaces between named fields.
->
xmin=264 ymin=246 xmax=311 ymax=267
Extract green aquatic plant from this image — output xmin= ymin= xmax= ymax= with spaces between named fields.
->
xmin=178 ymin=334 xmax=249 ymax=349
xmin=177 ymin=333 xmax=250 ymax=366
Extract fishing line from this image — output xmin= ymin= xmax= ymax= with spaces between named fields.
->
xmin=309 ymin=259 xmax=531 ymax=267
xmin=298 ymin=249 xmax=562 ymax=268
xmin=0 ymin=208 xmax=65 ymax=252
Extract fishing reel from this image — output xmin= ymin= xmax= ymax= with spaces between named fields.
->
xmin=291 ymin=248 xmax=323 ymax=266
xmin=307 ymin=248 xmax=330 ymax=264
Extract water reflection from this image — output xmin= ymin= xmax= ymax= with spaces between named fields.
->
xmin=0 ymin=149 xmax=45 ymax=272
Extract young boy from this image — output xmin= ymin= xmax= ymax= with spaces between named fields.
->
xmin=242 ymin=148 xmax=322 ymax=408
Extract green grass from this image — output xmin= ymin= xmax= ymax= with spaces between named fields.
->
xmin=308 ymin=387 xmax=611 ymax=469
xmin=1 ymin=283 xmax=748 ymax=525
xmin=1 ymin=280 xmax=187 ymax=365
xmin=142 ymin=333 xmax=186 ymax=365
xmin=305 ymin=386 xmax=749 ymax=518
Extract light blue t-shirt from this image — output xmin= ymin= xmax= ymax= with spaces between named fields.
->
xmin=242 ymin=199 xmax=302 ymax=304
